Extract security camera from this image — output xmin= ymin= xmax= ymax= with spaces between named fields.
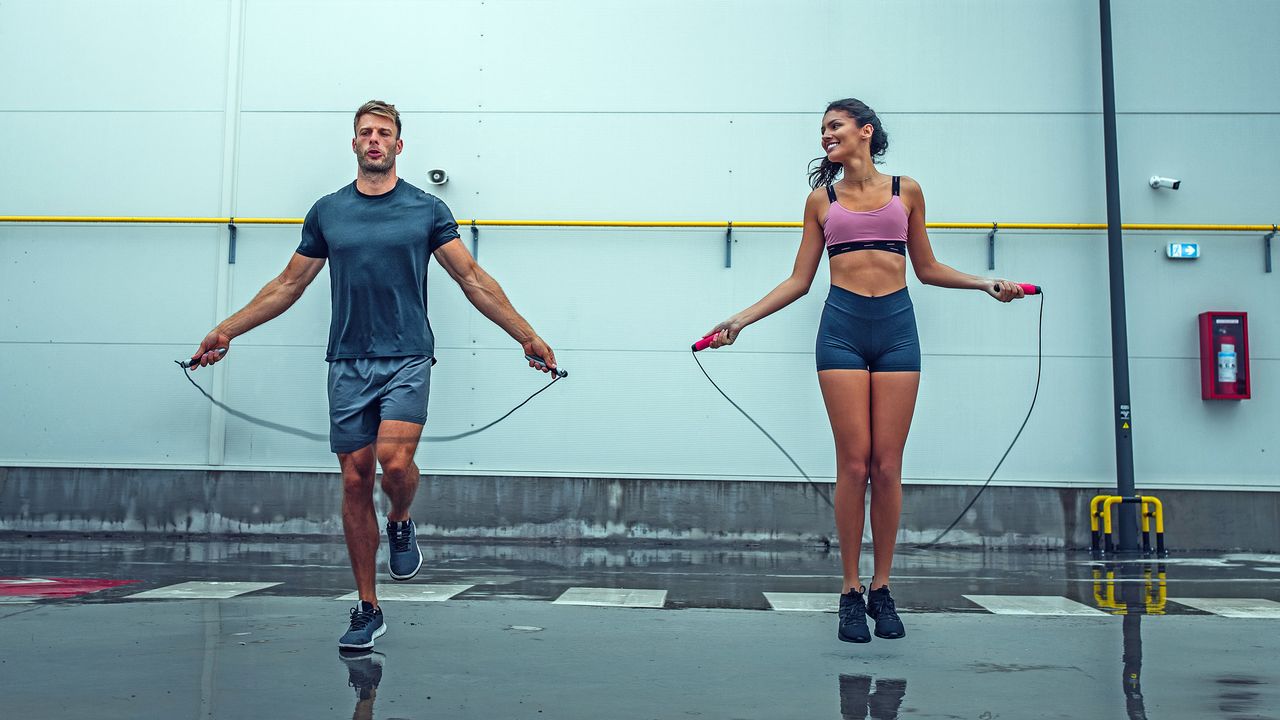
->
xmin=427 ymin=169 xmax=448 ymax=185
xmin=1149 ymin=176 xmax=1181 ymax=190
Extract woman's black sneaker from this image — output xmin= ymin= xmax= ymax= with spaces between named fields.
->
xmin=838 ymin=587 xmax=872 ymax=643
xmin=866 ymin=586 xmax=906 ymax=639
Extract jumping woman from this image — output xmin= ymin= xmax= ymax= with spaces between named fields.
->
xmin=704 ymin=98 xmax=1025 ymax=643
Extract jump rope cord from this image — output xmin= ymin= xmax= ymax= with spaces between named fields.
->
xmin=693 ymin=290 xmax=1045 ymax=539
xmin=177 ymin=363 xmax=560 ymax=443
xmin=918 ymin=289 xmax=1044 ymax=548
xmin=691 ymin=350 xmax=836 ymax=509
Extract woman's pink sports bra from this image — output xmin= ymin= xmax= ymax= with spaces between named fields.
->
xmin=823 ymin=176 xmax=908 ymax=257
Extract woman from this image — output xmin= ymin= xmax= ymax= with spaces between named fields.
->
xmin=704 ymin=98 xmax=1025 ymax=643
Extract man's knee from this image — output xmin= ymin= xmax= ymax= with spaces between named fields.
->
xmin=378 ymin=453 xmax=417 ymax=483
xmin=339 ymin=454 xmax=376 ymax=496
xmin=342 ymin=472 xmax=375 ymax=497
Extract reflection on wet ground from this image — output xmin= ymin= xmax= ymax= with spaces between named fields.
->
xmin=2 ymin=537 xmax=1279 ymax=612
xmin=1 ymin=537 xmax=1277 ymax=719
xmin=839 ymin=673 xmax=907 ymax=720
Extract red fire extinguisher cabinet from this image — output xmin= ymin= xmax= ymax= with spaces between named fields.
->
xmin=1199 ymin=312 xmax=1250 ymax=400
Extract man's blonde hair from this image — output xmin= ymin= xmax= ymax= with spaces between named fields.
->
xmin=354 ymin=100 xmax=401 ymax=137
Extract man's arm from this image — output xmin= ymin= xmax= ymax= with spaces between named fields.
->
xmin=189 ymin=252 xmax=327 ymax=368
xmin=432 ymin=239 xmax=557 ymax=371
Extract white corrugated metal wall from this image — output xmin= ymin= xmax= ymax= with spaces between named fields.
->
xmin=1 ymin=0 xmax=1276 ymax=489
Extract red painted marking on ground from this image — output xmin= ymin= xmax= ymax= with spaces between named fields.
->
xmin=0 ymin=577 xmax=138 ymax=598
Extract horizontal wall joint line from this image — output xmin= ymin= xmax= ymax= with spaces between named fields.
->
xmin=2 ymin=217 xmax=1277 ymax=232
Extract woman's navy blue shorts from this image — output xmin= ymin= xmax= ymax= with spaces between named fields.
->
xmin=815 ymin=285 xmax=921 ymax=372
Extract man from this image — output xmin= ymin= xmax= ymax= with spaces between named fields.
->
xmin=189 ymin=100 xmax=557 ymax=650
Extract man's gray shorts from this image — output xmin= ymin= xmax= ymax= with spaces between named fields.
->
xmin=326 ymin=356 xmax=432 ymax=453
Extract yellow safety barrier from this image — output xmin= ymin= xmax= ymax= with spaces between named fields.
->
xmin=1090 ymin=494 xmax=1167 ymax=557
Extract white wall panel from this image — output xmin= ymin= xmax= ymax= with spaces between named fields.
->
xmin=0 ymin=113 xmax=226 ymax=216
xmin=236 ymin=112 xmax=1120 ymax=224
xmin=1 ymin=0 xmax=1277 ymax=490
xmin=0 ymin=344 xmax=212 ymax=465
xmin=1118 ymin=115 xmax=1280 ymax=224
xmin=1122 ymin=231 xmax=1278 ymax=360
xmin=238 ymin=0 xmax=483 ymax=111
xmin=476 ymin=0 xmax=1099 ymax=113
xmin=238 ymin=0 xmax=1099 ymax=113
xmin=909 ymin=356 xmax=1115 ymax=485
xmin=1114 ymin=0 xmax=1280 ymax=113
xmin=1132 ymin=358 xmax=1278 ymax=488
xmin=0 ymin=0 xmax=229 ymax=111
xmin=1 ymin=226 xmax=222 ymax=344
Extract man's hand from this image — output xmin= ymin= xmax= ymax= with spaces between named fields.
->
xmin=189 ymin=330 xmax=231 ymax=370
xmin=521 ymin=336 xmax=557 ymax=373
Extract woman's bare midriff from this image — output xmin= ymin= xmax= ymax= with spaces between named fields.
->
xmin=829 ymin=251 xmax=908 ymax=297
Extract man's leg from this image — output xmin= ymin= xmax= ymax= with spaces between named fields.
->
xmin=337 ymin=442 xmax=387 ymax=650
xmin=376 ymin=356 xmax=431 ymax=582
xmin=338 ymin=445 xmax=379 ymax=605
xmin=330 ymin=358 xmax=389 ymax=650
xmin=376 ymin=420 xmax=422 ymax=522
xmin=377 ymin=420 xmax=424 ymax=581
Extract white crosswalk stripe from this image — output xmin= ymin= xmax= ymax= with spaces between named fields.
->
xmin=1170 ymin=598 xmax=1280 ymax=618
xmin=963 ymin=595 xmax=1107 ymax=616
xmin=553 ymin=587 xmax=667 ymax=608
xmin=763 ymin=592 xmax=837 ymax=612
xmin=126 ymin=582 xmax=281 ymax=600
xmin=335 ymin=584 xmax=473 ymax=602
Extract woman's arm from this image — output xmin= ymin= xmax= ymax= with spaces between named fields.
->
xmin=901 ymin=176 xmax=1023 ymax=302
xmin=707 ymin=188 xmax=828 ymax=347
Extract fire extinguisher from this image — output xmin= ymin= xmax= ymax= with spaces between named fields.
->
xmin=1217 ymin=330 xmax=1238 ymax=395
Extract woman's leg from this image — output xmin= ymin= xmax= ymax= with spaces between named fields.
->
xmin=867 ymin=371 xmax=920 ymax=590
xmin=818 ymin=369 xmax=872 ymax=593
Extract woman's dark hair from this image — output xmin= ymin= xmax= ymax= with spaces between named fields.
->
xmin=807 ymin=98 xmax=889 ymax=189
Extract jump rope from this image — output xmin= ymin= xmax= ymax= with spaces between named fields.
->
xmin=176 ymin=351 xmax=565 ymax=443
xmin=690 ymin=283 xmax=1044 ymax=548
xmin=178 ymin=285 xmax=1041 ymax=546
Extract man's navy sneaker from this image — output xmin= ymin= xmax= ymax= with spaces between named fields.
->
xmin=338 ymin=601 xmax=386 ymax=650
xmin=866 ymin=586 xmax=906 ymax=639
xmin=386 ymin=518 xmax=423 ymax=581
xmin=837 ymin=587 xmax=872 ymax=643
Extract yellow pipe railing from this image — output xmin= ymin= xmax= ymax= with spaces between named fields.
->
xmin=0 ymin=216 xmax=1277 ymax=232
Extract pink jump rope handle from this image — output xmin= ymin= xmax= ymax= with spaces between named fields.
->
xmin=692 ymin=332 xmax=720 ymax=352
xmin=994 ymin=282 xmax=1042 ymax=296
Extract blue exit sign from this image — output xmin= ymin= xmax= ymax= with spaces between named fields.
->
xmin=1167 ymin=242 xmax=1200 ymax=259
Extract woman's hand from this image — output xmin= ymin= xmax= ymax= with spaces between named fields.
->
xmin=985 ymin=279 xmax=1025 ymax=303
xmin=704 ymin=315 xmax=747 ymax=349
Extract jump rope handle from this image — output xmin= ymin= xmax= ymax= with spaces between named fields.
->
xmin=692 ymin=331 xmax=719 ymax=352
xmin=525 ymin=354 xmax=568 ymax=378
xmin=996 ymin=282 xmax=1042 ymax=296
xmin=178 ymin=347 xmax=227 ymax=369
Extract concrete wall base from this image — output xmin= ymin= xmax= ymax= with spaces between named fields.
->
xmin=2 ymin=467 xmax=1275 ymax=551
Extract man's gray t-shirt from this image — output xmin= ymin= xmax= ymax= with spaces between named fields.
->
xmin=296 ymin=178 xmax=460 ymax=361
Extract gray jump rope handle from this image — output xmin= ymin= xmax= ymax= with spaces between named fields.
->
xmin=525 ymin=354 xmax=567 ymax=378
